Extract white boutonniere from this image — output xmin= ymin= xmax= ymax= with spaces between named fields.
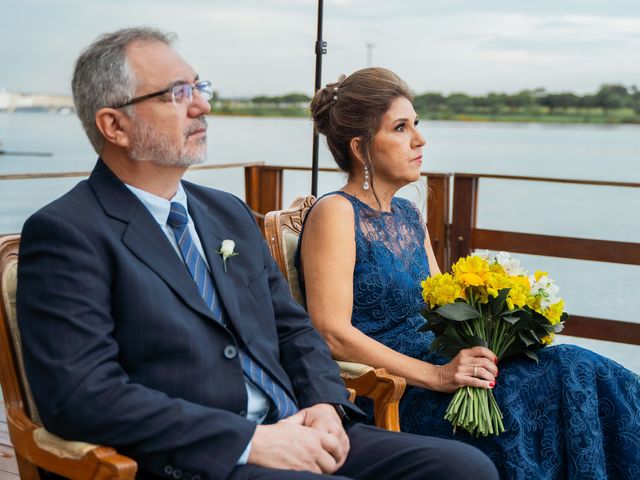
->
xmin=217 ymin=239 xmax=239 ymax=272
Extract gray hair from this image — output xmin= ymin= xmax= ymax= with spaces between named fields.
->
xmin=71 ymin=27 xmax=176 ymax=154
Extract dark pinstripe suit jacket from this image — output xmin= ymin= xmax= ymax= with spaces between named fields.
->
xmin=17 ymin=159 xmax=356 ymax=480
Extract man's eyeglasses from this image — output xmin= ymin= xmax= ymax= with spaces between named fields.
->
xmin=111 ymin=80 xmax=213 ymax=109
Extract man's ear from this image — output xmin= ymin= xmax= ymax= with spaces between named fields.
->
xmin=349 ymin=137 xmax=365 ymax=166
xmin=95 ymin=108 xmax=131 ymax=148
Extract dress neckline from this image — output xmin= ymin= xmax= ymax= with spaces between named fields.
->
xmin=334 ymin=191 xmax=396 ymax=215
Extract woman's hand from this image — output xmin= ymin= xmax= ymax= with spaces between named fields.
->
xmin=433 ymin=347 xmax=498 ymax=393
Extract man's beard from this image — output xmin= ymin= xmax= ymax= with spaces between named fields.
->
xmin=129 ymin=115 xmax=208 ymax=167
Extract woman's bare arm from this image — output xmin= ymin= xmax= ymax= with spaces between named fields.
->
xmin=300 ymin=195 xmax=496 ymax=392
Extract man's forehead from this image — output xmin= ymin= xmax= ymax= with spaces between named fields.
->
xmin=126 ymin=40 xmax=197 ymax=88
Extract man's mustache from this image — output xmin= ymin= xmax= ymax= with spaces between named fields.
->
xmin=185 ymin=117 xmax=208 ymax=136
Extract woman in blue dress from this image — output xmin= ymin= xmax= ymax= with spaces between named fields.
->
xmin=296 ymin=67 xmax=640 ymax=479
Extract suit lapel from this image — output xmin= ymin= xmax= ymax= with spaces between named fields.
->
xmin=89 ymin=160 xmax=218 ymax=322
xmin=186 ymin=190 xmax=242 ymax=331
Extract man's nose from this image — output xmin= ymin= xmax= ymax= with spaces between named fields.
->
xmin=188 ymin=90 xmax=212 ymax=116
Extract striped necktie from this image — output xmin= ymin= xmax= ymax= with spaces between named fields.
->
xmin=167 ymin=202 xmax=298 ymax=420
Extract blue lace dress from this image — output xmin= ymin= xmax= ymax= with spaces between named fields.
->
xmin=296 ymin=191 xmax=640 ymax=480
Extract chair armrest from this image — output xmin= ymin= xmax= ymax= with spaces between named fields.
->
xmin=336 ymin=360 xmax=375 ymax=378
xmin=34 ymin=428 xmax=101 ymax=459
xmin=7 ymin=408 xmax=137 ymax=480
xmin=336 ymin=361 xmax=406 ymax=432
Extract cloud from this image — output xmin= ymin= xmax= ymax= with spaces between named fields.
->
xmin=0 ymin=1 xmax=638 ymax=97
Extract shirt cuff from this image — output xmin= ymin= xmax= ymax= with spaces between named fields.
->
xmin=237 ymin=440 xmax=252 ymax=465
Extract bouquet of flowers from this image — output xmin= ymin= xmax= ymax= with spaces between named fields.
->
xmin=419 ymin=251 xmax=567 ymax=437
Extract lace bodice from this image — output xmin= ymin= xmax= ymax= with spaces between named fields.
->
xmin=339 ymin=193 xmax=430 ymax=336
xmin=297 ymin=191 xmax=432 ymax=354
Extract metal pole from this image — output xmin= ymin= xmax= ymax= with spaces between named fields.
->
xmin=311 ymin=0 xmax=326 ymax=197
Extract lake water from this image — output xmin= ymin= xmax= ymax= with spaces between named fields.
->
xmin=1 ymin=112 xmax=640 ymax=372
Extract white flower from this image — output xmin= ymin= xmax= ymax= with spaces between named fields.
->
xmin=495 ymin=251 xmax=527 ymax=276
xmin=217 ymin=239 xmax=238 ymax=272
xmin=529 ymin=274 xmax=560 ymax=308
xmin=220 ymin=239 xmax=235 ymax=256
xmin=475 ymin=250 xmax=494 ymax=262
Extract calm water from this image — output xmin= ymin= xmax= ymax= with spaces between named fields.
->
xmin=1 ymin=112 xmax=639 ymax=372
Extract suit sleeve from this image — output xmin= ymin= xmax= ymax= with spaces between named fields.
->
xmin=17 ymin=210 xmax=255 ymax=480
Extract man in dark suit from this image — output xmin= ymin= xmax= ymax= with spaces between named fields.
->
xmin=17 ymin=27 xmax=498 ymax=480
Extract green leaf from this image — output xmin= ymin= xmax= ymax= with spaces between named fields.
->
xmin=523 ymin=350 xmax=539 ymax=363
xmin=528 ymin=328 xmax=542 ymax=342
xmin=502 ymin=316 xmax=521 ymax=325
xmin=488 ymin=288 xmax=510 ymax=316
xmin=418 ymin=310 xmax=448 ymax=333
xmin=428 ymin=335 xmax=466 ymax=358
xmin=428 ymin=336 xmax=448 ymax=353
xmin=441 ymin=344 xmax=467 ymax=358
xmin=518 ymin=331 xmax=536 ymax=347
xmin=522 ymin=329 xmax=541 ymax=345
xmin=444 ymin=323 xmax=465 ymax=342
xmin=436 ymin=302 xmax=480 ymax=321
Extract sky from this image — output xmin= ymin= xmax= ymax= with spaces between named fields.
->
xmin=1 ymin=0 xmax=639 ymax=98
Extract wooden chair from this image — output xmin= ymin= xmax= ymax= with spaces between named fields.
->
xmin=0 ymin=234 xmax=137 ymax=479
xmin=264 ymin=196 xmax=406 ymax=432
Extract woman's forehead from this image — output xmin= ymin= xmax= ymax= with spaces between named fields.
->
xmin=382 ymin=97 xmax=416 ymax=123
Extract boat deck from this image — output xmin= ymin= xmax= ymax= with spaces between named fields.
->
xmin=0 ymin=403 xmax=18 ymax=480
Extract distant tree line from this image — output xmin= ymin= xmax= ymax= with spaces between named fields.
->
xmin=250 ymin=93 xmax=311 ymax=104
xmin=413 ymin=84 xmax=640 ymax=115
xmin=212 ymin=84 xmax=640 ymax=123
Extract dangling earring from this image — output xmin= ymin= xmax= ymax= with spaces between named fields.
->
xmin=362 ymin=164 xmax=370 ymax=190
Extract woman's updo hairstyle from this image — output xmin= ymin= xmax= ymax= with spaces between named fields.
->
xmin=310 ymin=67 xmax=413 ymax=174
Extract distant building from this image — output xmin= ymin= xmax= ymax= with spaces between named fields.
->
xmin=0 ymin=88 xmax=10 ymax=110
xmin=0 ymin=90 xmax=74 ymax=113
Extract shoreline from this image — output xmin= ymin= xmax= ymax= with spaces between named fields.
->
xmin=209 ymin=110 xmax=640 ymax=126
xmin=2 ymin=109 xmax=639 ymax=126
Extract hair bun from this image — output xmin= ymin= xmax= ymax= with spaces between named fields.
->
xmin=310 ymin=80 xmax=338 ymax=136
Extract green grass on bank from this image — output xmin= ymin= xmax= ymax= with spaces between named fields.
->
xmin=210 ymin=105 xmax=640 ymax=125
xmin=214 ymin=105 xmax=309 ymax=118
xmin=424 ymin=108 xmax=640 ymax=124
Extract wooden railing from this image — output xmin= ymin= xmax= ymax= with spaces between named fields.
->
xmin=3 ymin=163 xmax=639 ymax=345
xmin=244 ymin=165 xmax=640 ymax=345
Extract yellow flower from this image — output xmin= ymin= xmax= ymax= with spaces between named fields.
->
xmin=533 ymin=270 xmax=548 ymax=282
xmin=475 ymin=287 xmax=490 ymax=304
xmin=421 ymin=277 xmax=437 ymax=307
xmin=422 ymin=273 xmax=465 ymax=308
xmin=483 ymin=271 xmax=511 ymax=298
xmin=452 ymin=255 xmax=490 ymax=287
xmin=489 ymin=262 xmax=506 ymax=274
xmin=507 ymin=276 xmax=531 ymax=309
xmin=527 ymin=295 xmax=542 ymax=313
xmin=544 ymin=299 xmax=565 ymax=325
xmin=540 ymin=333 xmax=555 ymax=345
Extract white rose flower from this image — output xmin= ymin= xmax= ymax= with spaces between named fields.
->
xmin=220 ymin=239 xmax=235 ymax=256
xmin=217 ymin=239 xmax=239 ymax=272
